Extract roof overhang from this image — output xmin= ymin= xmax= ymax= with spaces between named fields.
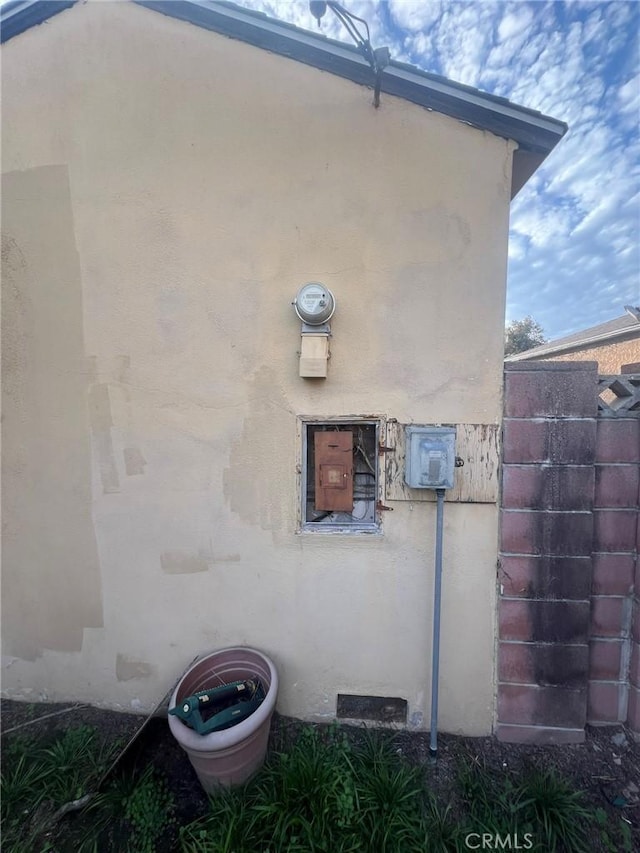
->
xmin=506 ymin=323 xmax=640 ymax=362
xmin=1 ymin=0 xmax=568 ymax=198
xmin=0 ymin=0 xmax=75 ymax=43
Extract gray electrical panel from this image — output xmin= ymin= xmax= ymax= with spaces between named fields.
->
xmin=405 ymin=426 xmax=456 ymax=490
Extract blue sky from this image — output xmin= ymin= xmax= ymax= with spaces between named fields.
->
xmin=242 ymin=0 xmax=639 ymax=340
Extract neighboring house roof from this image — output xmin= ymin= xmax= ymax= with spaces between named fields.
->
xmin=0 ymin=0 xmax=568 ymax=198
xmin=506 ymin=308 xmax=640 ymax=362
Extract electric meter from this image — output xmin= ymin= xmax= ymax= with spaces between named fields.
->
xmin=293 ymin=283 xmax=336 ymax=325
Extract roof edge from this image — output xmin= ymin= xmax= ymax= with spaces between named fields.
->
xmin=506 ymin=323 xmax=640 ymax=362
xmin=135 ymin=0 xmax=566 ymax=197
xmin=134 ymin=0 xmax=566 ymax=159
xmin=0 ymin=0 xmax=76 ymax=44
xmin=2 ymin=0 xmax=568 ymax=194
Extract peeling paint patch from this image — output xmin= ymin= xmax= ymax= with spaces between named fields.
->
xmin=85 ymin=355 xmax=98 ymax=384
xmin=223 ymin=366 xmax=292 ymax=531
xmin=160 ymin=550 xmax=209 ymax=574
xmin=116 ymin=654 xmax=154 ymax=682
xmin=2 ymin=165 xmax=103 ymax=661
xmin=88 ymin=383 xmax=120 ymax=493
xmin=385 ymin=422 xmax=499 ymax=504
xmin=115 ymin=354 xmax=131 ymax=384
xmin=124 ymin=446 xmax=146 ymax=475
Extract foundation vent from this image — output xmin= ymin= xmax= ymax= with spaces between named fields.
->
xmin=336 ymin=694 xmax=407 ymax=724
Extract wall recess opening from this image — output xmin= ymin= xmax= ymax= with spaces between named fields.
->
xmin=337 ymin=694 xmax=408 ymax=724
xmin=299 ymin=419 xmax=382 ymax=532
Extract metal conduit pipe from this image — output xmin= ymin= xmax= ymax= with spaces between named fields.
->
xmin=429 ymin=488 xmax=446 ymax=759
xmin=404 ymin=425 xmax=458 ymax=760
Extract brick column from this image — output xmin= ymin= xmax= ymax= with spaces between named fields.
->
xmin=497 ymin=362 xmax=598 ymax=744
xmin=588 ymin=418 xmax=639 ymax=726
xmin=630 ymin=497 xmax=640 ymax=739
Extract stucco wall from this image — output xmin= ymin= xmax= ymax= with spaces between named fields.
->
xmin=1 ymin=1 xmax=514 ymax=734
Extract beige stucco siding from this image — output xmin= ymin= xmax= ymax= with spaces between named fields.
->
xmin=1 ymin=1 xmax=513 ymax=734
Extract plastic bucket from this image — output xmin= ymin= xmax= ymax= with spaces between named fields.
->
xmin=168 ymin=647 xmax=278 ymax=791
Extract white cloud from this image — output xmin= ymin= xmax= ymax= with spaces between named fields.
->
xmin=388 ymin=0 xmax=443 ymax=33
xmin=498 ymin=6 xmax=534 ymax=43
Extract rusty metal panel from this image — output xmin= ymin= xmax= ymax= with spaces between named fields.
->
xmin=384 ymin=422 xmax=499 ymax=503
xmin=315 ymin=430 xmax=353 ymax=511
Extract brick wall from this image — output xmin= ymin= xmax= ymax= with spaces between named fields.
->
xmin=623 ymin=423 xmax=639 ymax=739
xmin=589 ymin=419 xmax=639 ymax=727
xmin=497 ymin=362 xmax=640 ymax=743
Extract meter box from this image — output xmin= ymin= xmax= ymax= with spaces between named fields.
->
xmin=405 ymin=426 xmax=456 ymax=490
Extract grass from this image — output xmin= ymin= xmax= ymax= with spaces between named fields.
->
xmin=1 ymin=720 xmax=635 ymax=853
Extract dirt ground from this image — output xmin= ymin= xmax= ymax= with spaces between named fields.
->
xmin=1 ymin=698 xmax=639 ymax=851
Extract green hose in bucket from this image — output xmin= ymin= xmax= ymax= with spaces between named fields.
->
xmin=169 ymin=678 xmax=265 ymax=735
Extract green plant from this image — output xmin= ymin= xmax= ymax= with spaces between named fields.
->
xmin=77 ymin=765 xmax=175 ymax=853
xmin=594 ymin=808 xmax=635 ymax=853
xmin=421 ymin=795 xmax=461 ymax=853
xmin=618 ymin=819 xmax=634 ymax=853
xmin=1 ymin=741 xmax=56 ymax=853
xmin=350 ymin=731 xmax=426 ymax=853
xmin=124 ymin=765 xmax=175 ymax=853
xmin=516 ymin=767 xmax=591 ymax=852
xmin=251 ymin=725 xmax=351 ymax=850
xmin=179 ymin=788 xmax=259 ymax=853
xmin=39 ymin=726 xmax=101 ymax=804
xmin=1 ymin=724 xmax=128 ymax=853
xmin=457 ymin=757 xmax=596 ymax=853
xmin=457 ymin=756 xmax=523 ymax=840
xmin=181 ymin=725 xmax=434 ymax=853
xmin=1 ymin=751 xmax=51 ymax=824
xmin=92 ymin=732 xmax=637 ymax=853
xmin=3 ymin=732 xmax=39 ymax=758
xmin=180 ymin=725 xmax=356 ymax=852
xmin=72 ymin=769 xmax=142 ymax=853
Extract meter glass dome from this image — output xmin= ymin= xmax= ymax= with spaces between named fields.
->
xmin=293 ymin=283 xmax=336 ymax=325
